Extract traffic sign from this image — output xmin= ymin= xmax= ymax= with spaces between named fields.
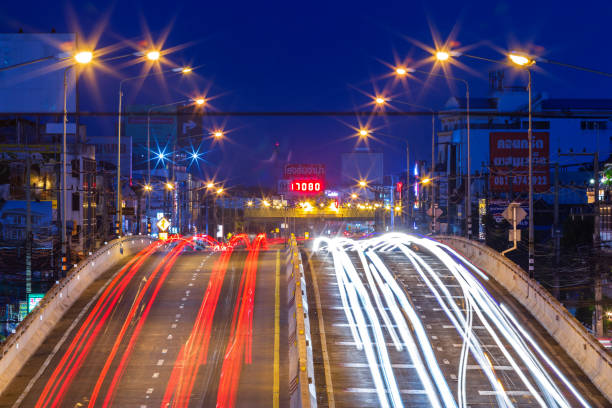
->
xmin=502 ymin=202 xmax=527 ymax=225
xmin=156 ymin=217 xmax=171 ymax=232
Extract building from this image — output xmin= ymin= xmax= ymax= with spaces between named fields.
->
xmin=436 ymin=70 xmax=612 ymax=235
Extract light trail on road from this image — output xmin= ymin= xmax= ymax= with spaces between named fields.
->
xmin=313 ymin=233 xmax=591 ymax=408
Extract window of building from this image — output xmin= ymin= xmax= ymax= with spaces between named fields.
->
xmin=71 ymin=159 xmax=80 ymax=178
xmin=72 ymin=192 xmax=80 ymax=212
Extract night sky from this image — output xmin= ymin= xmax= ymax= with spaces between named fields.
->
xmin=2 ymin=0 xmax=612 ymax=187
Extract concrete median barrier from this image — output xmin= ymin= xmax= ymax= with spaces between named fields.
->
xmin=0 ymin=236 xmax=155 ymax=396
xmin=287 ymin=235 xmax=317 ymax=408
xmin=437 ymin=235 xmax=612 ymax=403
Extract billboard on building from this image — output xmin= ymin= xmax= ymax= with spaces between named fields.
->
xmin=282 ymin=164 xmax=325 ymax=195
xmin=126 ymin=105 xmax=177 ymax=171
xmin=0 ymin=34 xmax=76 ymax=113
xmin=489 ymin=132 xmax=549 ymax=193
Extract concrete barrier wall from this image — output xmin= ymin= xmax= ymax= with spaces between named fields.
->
xmin=0 ymin=236 xmax=155 ymax=395
xmin=287 ymin=236 xmax=317 ymax=408
xmin=437 ymin=235 xmax=612 ymax=403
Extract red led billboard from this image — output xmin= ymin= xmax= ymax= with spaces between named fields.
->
xmin=489 ymin=132 xmax=549 ymax=193
xmin=290 ymin=179 xmax=324 ymax=194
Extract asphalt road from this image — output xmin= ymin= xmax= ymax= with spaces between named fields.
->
xmin=305 ymin=235 xmax=610 ymax=408
xmin=0 ymin=240 xmax=287 ymax=408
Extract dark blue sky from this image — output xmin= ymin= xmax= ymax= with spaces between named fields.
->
xmin=2 ymin=0 xmax=612 ymax=187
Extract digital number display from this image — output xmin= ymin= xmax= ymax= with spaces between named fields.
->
xmin=290 ymin=179 xmax=324 ymax=194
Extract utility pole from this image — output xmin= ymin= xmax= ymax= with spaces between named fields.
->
xmin=553 ymin=163 xmax=560 ymax=299
xmin=593 ymin=152 xmax=603 ymax=337
xmin=24 ymin=122 xmax=32 ymax=295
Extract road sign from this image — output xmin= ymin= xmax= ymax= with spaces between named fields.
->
xmin=156 ymin=217 xmax=171 ymax=232
xmin=502 ymin=202 xmax=527 ymax=225
xmin=27 ymin=293 xmax=44 ymax=312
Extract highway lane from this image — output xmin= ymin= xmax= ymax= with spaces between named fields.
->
xmin=307 ymin=233 xmax=609 ymax=408
xmin=0 ymin=236 xmax=287 ymax=408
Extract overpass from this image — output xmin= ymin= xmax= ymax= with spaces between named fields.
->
xmin=0 ymin=233 xmax=610 ymax=407
xmin=303 ymin=233 xmax=611 ymax=407
xmin=244 ymin=207 xmax=377 ymax=221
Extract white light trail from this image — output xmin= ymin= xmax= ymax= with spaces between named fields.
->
xmin=313 ymin=233 xmax=591 ymax=408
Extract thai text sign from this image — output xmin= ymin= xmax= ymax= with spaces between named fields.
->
xmin=489 ymin=132 xmax=549 ymax=192
xmin=284 ymin=164 xmax=325 ymax=179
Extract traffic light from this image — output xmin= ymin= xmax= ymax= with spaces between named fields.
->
xmin=61 ymin=256 xmax=67 ymax=271
xmin=147 ymin=218 xmax=151 ymax=234
xmin=115 ymin=221 xmax=120 ymax=235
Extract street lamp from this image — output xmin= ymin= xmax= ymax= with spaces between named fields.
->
xmin=62 ymin=51 xmax=93 ymax=265
xmin=358 ymin=128 xmax=370 ymax=137
xmin=146 ymin=95 xmax=202 ymax=213
xmin=377 ymin=95 xmax=436 ymax=232
xmin=213 ymin=129 xmax=224 ymax=139
xmin=116 ymin=66 xmax=194 ymax=238
xmin=396 ymin=65 xmax=471 ymax=238
xmin=146 ymin=50 xmax=161 ymax=61
xmin=508 ymin=52 xmax=535 ymax=282
xmin=358 ymin=180 xmax=368 ymax=188
xmin=165 ymin=182 xmax=175 ymax=190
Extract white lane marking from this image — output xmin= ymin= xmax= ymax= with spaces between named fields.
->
xmin=167 ymin=334 xmax=173 ymax=340
xmin=175 ymin=314 xmax=181 ymax=318
xmin=342 ymin=363 xmax=415 ymax=369
xmin=453 ymin=343 xmax=498 ymax=348
xmin=140 ymin=405 xmax=147 ymax=408
xmin=443 ymin=324 xmax=485 ymax=329
xmin=146 ymin=388 xmax=154 ymax=394
xmin=161 ymin=348 xmax=168 ymax=354
xmin=189 ymin=283 xmax=193 ymax=286
xmin=185 ymin=290 xmax=190 ymax=295
xmin=181 ymin=297 xmax=187 ymax=301
xmin=157 ymin=359 xmax=164 ymax=366
xmin=479 ymin=390 xmax=531 ymax=396
xmin=179 ymin=305 xmax=184 ymax=309
xmin=345 ymin=388 xmax=427 ymax=394
xmin=152 ymin=372 xmax=159 ymax=378
xmin=171 ymin=323 xmax=177 ymax=329
xmin=11 ymin=258 xmax=128 ymax=408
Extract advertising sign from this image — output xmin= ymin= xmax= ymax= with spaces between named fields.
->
xmin=18 ymin=301 xmax=28 ymax=321
xmin=27 ymin=293 xmax=45 ymax=313
xmin=489 ymin=132 xmax=549 ymax=193
xmin=284 ymin=164 xmax=325 ymax=179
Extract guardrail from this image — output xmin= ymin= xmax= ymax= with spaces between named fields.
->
xmin=287 ymin=234 xmax=317 ymax=408
xmin=437 ymin=235 xmax=612 ymax=403
xmin=0 ymin=235 xmax=155 ymax=396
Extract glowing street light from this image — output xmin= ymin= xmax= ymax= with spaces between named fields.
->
xmin=74 ymin=51 xmax=93 ymax=64
xmin=395 ymin=67 xmax=407 ymax=76
xmin=435 ymin=50 xmax=450 ymax=61
xmin=206 ymin=182 xmax=215 ymax=189
xmin=421 ymin=177 xmax=431 ymax=184
xmin=195 ymin=97 xmax=206 ymax=105
xmin=247 ymin=200 xmax=253 ymax=207
xmin=375 ymin=97 xmax=386 ymax=105
xmin=146 ymin=50 xmax=161 ymax=61
xmin=216 ymin=188 xmax=224 ymax=194
xmin=143 ymin=184 xmax=153 ymax=192
xmin=351 ymin=193 xmax=358 ymax=199
xmin=165 ymin=182 xmax=174 ymax=190
xmin=358 ymin=180 xmax=368 ymax=188
xmin=359 ymin=128 xmax=369 ymax=137
xmin=263 ymin=200 xmax=270 ymax=207
xmin=508 ymin=52 xmax=536 ymax=67
xmin=181 ymin=67 xmax=193 ymax=73
xmin=213 ymin=130 xmax=224 ymax=139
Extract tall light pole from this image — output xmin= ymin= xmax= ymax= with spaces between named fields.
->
xmin=395 ymin=66 xmax=470 ymax=236
xmin=375 ymin=97 xmax=436 ymax=232
xmin=62 ymin=51 xmax=93 ymax=266
xmin=508 ymin=53 xmax=536 ymax=281
xmin=116 ymin=62 xmax=193 ymax=239
xmin=146 ymin=96 xmax=204 ymax=214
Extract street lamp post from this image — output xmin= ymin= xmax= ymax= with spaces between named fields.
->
xmin=62 ymin=51 xmax=93 ymax=267
xmin=508 ymin=54 xmax=536 ymax=281
xmin=116 ymin=63 xmax=193 ymax=239
xmin=376 ymin=97 xmax=437 ymax=232
xmin=395 ymin=67 xmax=470 ymax=236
